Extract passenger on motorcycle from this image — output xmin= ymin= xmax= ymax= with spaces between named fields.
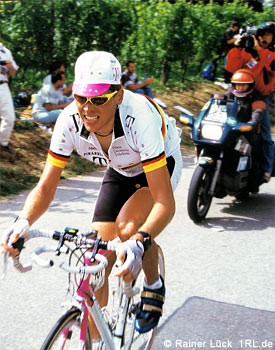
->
xmin=228 ymin=69 xmax=266 ymax=192
xmin=225 ymin=22 xmax=275 ymax=183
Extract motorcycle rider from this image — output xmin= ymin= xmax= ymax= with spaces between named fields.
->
xmin=225 ymin=22 xmax=275 ymax=183
xmin=229 ymin=68 xmax=266 ymax=193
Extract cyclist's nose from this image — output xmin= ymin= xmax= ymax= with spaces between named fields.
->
xmin=83 ymin=102 xmax=97 ymax=112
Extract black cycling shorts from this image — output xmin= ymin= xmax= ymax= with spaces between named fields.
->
xmin=92 ymin=155 xmax=175 ymax=222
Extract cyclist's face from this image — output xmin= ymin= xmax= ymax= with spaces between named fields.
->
xmin=75 ymin=88 xmax=123 ymax=133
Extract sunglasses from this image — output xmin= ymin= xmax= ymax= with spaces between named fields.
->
xmin=74 ymin=91 xmax=118 ymax=106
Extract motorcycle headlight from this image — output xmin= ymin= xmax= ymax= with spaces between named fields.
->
xmin=201 ymin=124 xmax=223 ymax=141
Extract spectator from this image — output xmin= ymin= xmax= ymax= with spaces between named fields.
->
xmin=121 ymin=61 xmax=155 ymax=98
xmin=225 ymin=21 xmax=275 ymax=182
xmin=43 ymin=60 xmax=72 ymax=97
xmin=0 ymin=37 xmax=19 ymax=154
xmin=32 ymin=71 xmax=72 ymax=125
xmin=222 ymin=21 xmax=240 ymax=57
xmin=222 ymin=20 xmax=241 ymax=84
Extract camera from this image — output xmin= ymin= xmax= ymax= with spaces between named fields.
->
xmin=0 ymin=60 xmax=7 ymax=65
xmin=238 ymin=24 xmax=258 ymax=51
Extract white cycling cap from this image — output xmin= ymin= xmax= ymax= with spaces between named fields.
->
xmin=73 ymin=51 xmax=121 ymax=97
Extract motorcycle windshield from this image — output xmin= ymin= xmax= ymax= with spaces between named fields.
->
xmin=203 ymin=103 xmax=227 ymax=123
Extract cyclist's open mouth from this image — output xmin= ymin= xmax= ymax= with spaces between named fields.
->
xmin=84 ymin=115 xmax=99 ymax=121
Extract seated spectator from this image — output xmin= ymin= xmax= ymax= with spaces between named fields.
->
xmin=43 ymin=60 xmax=72 ymax=97
xmin=32 ymin=71 xmax=72 ymax=125
xmin=121 ymin=60 xmax=155 ymax=98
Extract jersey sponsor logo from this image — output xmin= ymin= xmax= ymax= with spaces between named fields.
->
xmin=80 ymin=124 xmax=90 ymax=139
xmin=113 ymin=145 xmax=131 ymax=157
xmin=84 ymin=151 xmax=104 ymax=157
xmin=125 ymin=115 xmax=135 ymax=128
xmin=91 ymin=156 xmax=108 ymax=166
xmin=246 ymin=59 xmax=257 ymax=69
xmin=70 ymin=113 xmax=80 ymax=133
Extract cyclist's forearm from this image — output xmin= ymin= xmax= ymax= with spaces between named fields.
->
xmin=128 ymin=82 xmax=147 ymax=91
xmin=21 ymin=185 xmax=56 ymax=226
xmin=20 ymin=163 xmax=62 ymax=226
xmin=139 ymin=202 xmax=175 ymax=240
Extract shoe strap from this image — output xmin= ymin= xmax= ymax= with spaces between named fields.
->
xmin=142 ymin=304 xmax=163 ymax=315
xmin=141 ymin=291 xmax=165 ymax=303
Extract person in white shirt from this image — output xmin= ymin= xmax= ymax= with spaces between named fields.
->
xmin=32 ymin=71 xmax=72 ymax=124
xmin=121 ymin=60 xmax=155 ymax=98
xmin=43 ymin=60 xmax=72 ymax=97
xmin=0 ymin=39 xmax=19 ymax=154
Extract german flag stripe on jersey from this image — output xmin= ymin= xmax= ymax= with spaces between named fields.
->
xmin=145 ymin=96 xmax=166 ymax=140
xmin=142 ymin=151 xmax=167 ymax=173
xmin=47 ymin=150 xmax=70 ymax=169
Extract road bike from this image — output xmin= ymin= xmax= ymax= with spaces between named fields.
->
xmin=2 ymin=227 xmax=165 ymax=350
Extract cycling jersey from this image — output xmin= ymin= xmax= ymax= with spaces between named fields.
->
xmin=47 ymin=89 xmax=181 ymax=177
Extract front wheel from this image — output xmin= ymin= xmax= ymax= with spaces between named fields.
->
xmin=188 ymin=165 xmax=214 ymax=223
xmin=41 ymin=308 xmax=92 ymax=350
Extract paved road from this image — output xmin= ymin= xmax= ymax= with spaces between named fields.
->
xmin=0 ymin=155 xmax=274 ymax=350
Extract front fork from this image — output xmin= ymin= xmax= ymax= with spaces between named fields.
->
xmin=197 ymin=149 xmax=223 ymax=196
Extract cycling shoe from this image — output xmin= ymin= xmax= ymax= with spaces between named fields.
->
xmin=134 ymin=275 xmax=165 ymax=334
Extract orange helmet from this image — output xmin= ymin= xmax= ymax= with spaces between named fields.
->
xmin=231 ymin=69 xmax=255 ymax=98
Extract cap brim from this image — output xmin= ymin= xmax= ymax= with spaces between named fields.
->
xmin=72 ymin=83 xmax=110 ymax=97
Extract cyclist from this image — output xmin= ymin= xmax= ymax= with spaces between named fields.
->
xmin=1 ymin=51 xmax=182 ymax=342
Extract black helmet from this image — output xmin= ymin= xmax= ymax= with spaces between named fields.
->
xmin=257 ymin=22 xmax=274 ymax=36
xmin=257 ymin=22 xmax=274 ymax=47
xmin=17 ymin=92 xmax=31 ymax=107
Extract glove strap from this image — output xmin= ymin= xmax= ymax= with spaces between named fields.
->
xmin=137 ymin=231 xmax=152 ymax=252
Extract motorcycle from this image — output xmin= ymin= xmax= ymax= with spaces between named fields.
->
xmin=180 ymin=93 xmax=269 ymax=223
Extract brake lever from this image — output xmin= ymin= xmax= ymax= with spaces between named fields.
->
xmin=55 ymin=231 xmax=65 ymax=256
xmin=91 ymin=237 xmax=102 ymax=263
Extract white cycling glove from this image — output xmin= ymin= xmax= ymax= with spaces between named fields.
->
xmin=2 ymin=217 xmax=30 ymax=247
xmin=115 ymin=239 xmax=144 ymax=280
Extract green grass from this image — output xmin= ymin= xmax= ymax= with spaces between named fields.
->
xmin=13 ymin=119 xmax=37 ymax=131
xmin=0 ymin=167 xmax=40 ymax=197
xmin=0 ymin=155 xmax=100 ymax=197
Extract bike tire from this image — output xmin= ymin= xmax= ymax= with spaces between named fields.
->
xmin=125 ymin=244 xmax=165 ymax=350
xmin=40 ymin=308 xmax=92 ymax=350
xmin=187 ymin=165 xmax=214 ymax=223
